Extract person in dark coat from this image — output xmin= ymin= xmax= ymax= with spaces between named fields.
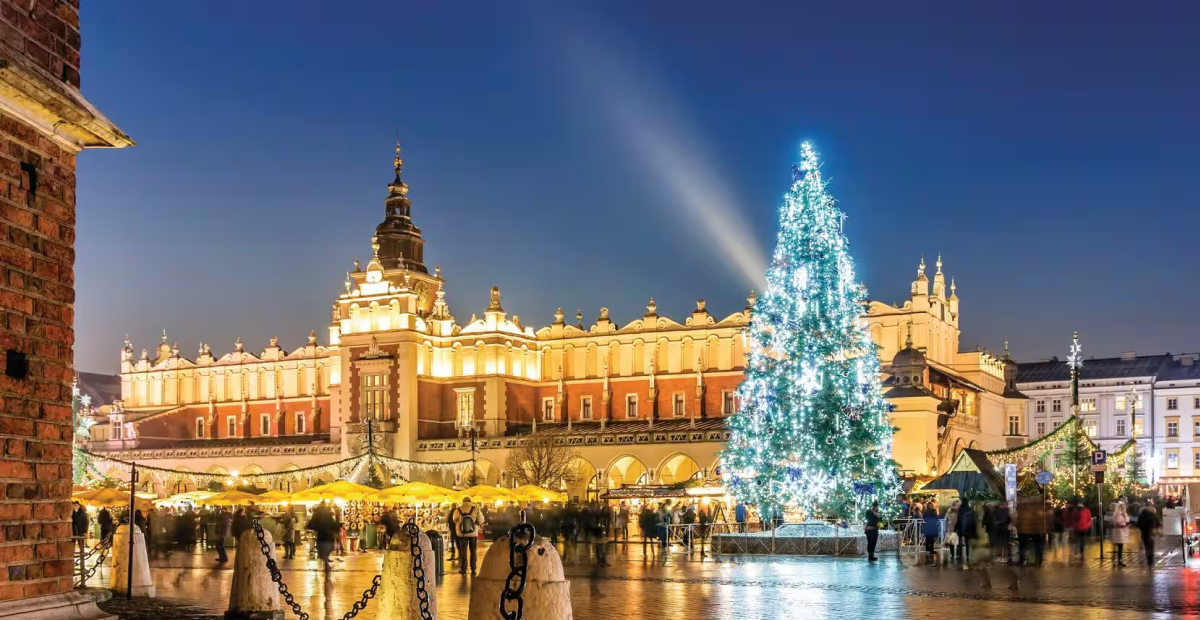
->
xmin=1136 ymin=499 xmax=1160 ymax=568
xmin=990 ymin=501 xmax=1012 ymax=564
xmin=71 ymin=502 xmax=89 ymax=554
xmin=922 ymin=503 xmax=941 ymax=565
xmin=954 ymin=500 xmax=977 ymax=565
xmin=97 ymin=507 xmax=114 ymax=542
xmin=307 ymin=502 xmax=341 ymax=570
xmin=864 ymin=502 xmax=883 ymax=562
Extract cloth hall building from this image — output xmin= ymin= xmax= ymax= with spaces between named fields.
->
xmin=86 ymin=149 xmax=1029 ymax=500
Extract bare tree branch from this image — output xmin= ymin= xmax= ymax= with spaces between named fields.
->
xmin=505 ymin=432 xmax=580 ymax=489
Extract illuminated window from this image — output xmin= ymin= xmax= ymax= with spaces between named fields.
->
xmin=226 ymin=415 xmax=237 ymax=437
xmin=673 ymin=393 xmax=686 ymax=417
xmin=626 ymin=394 xmax=638 ymax=419
xmin=1168 ymin=398 xmax=1179 ymax=411
xmin=723 ymin=391 xmax=737 ymax=415
xmin=1167 ymin=452 xmax=1179 ymax=469
xmin=1195 ymin=419 xmax=1200 ymax=437
xmin=1082 ymin=418 xmax=1097 ymax=437
xmin=542 ymin=398 xmax=555 ymax=422
xmin=1051 ymin=399 xmax=1062 ymax=413
xmin=1116 ymin=418 xmax=1126 ymax=437
xmin=295 ymin=412 xmax=306 ymax=434
xmin=1008 ymin=415 xmax=1020 ymax=436
xmin=260 ymin=414 xmax=271 ymax=436
xmin=1036 ymin=421 xmax=1046 ymax=436
xmin=580 ymin=396 xmax=593 ymax=420
xmin=195 ymin=418 xmax=205 ymax=439
xmin=361 ymin=372 xmax=389 ymax=420
xmin=1133 ymin=417 xmax=1144 ymax=437
xmin=1035 ymin=400 xmax=1045 ymax=414
xmin=1080 ymin=398 xmax=1096 ymax=412
xmin=456 ymin=389 xmax=475 ymax=428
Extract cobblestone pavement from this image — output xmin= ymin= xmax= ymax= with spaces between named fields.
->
xmin=84 ymin=537 xmax=1200 ymax=619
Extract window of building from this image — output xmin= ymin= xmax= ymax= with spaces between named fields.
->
xmin=1195 ymin=450 xmax=1200 ymax=470
xmin=580 ymin=396 xmax=593 ymax=420
xmin=1082 ymin=418 xmax=1097 ymax=437
xmin=723 ymin=391 xmax=737 ymax=415
xmin=1051 ymin=399 xmax=1062 ymax=413
xmin=1168 ymin=419 xmax=1179 ymax=438
xmin=226 ymin=415 xmax=237 ymax=437
xmin=1036 ymin=421 xmax=1046 ymax=436
xmin=542 ymin=398 xmax=555 ymax=422
xmin=625 ymin=394 xmax=638 ymax=419
xmin=1133 ymin=417 xmax=1144 ymax=437
xmin=1194 ymin=397 xmax=1200 ymax=409
xmin=1168 ymin=398 xmax=1179 ymax=411
xmin=1194 ymin=419 xmax=1200 ymax=438
xmin=456 ymin=389 xmax=475 ymax=428
xmin=295 ymin=411 xmax=306 ymax=434
xmin=1080 ymin=398 xmax=1096 ymax=412
xmin=260 ymin=414 xmax=271 ymax=436
xmin=1116 ymin=418 xmax=1126 ymax=437
xmin=195 ymin=418 xmax=205 ymax=439
xmin=673 ymin=393 xmax=686 ymax=417
xmin=1035 ymin=400 xmax=1045 ymax=414
xmin=1052 ymin=419 xmax=1062 ymax=430
xmin=1008 ymin=415 xmax=1020 ymax=436
xmin=1167 ymin=451 xmax=1179 ymax=469
xmin=111 ymin=421 xmax=123 ymax=440
xmin=361 ymin=372 xmax=389 ymax=420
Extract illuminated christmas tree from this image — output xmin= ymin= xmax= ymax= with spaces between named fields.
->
xmin=71 ymin=380 xmax=99 ymax=485
xmin=722 ymin=142 xmax=900 ymax=518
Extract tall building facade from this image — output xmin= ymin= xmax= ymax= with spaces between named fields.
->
xmin=90 ymin=148 xmax=1025 ymax=499
xmin=1018 ymin=352 xmax=1200 ymax=502
xmin=0 ymin=1 xmax=132 ymax=617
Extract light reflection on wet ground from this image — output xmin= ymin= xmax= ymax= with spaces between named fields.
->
xmin=86 ymin=539 xmax=1198 ymax=619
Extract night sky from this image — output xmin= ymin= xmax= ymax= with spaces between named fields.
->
xmin=73 ymin=1 xmax=1199 ymax=373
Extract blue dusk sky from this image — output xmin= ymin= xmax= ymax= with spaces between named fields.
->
xmin=72 ymin=0 xmax=1199 ymax=373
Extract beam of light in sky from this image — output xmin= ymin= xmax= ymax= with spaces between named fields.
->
xmin=534 ymin=9 xmax=768 ymax=291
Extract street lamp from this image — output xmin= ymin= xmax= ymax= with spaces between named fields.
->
xmin=468 ymin=422 xmax=479 ymax=487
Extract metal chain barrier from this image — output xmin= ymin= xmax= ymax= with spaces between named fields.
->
xmin=404 ymin=520 xmax=433 ymax=620
xmin=252 ymin=518 xmax=381 ymax=620
xmin=76 ymin=533 xmax=114 ymax=586
xmin=499 ymin=523 xmax=535 ymax=620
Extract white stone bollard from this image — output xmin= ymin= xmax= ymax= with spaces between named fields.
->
xmin=375 ymin=528 xmax=438 ymax=620
xmin=225 ymin=528 xmax=284 ymax=620
xmin=109 ymin=524 xmax=155 ymax=597
xmin=467 ymin=532 xmax=572 ymax=620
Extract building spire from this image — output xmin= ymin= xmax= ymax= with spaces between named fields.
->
xmin=393 ymin=138 xmax=403 ymax=180
xmin=905 ymin=322 xmax=913 ymax=349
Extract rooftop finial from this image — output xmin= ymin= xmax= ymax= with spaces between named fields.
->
xmin=435 ymin=263 xmax=442 ymax=279
xmin=393 ymin=137 xmax=403 ymax=178
xmin=917 ymin=256 xmax=926 ymax=278
xmin=161 ymin=328 xmax=168 ymax=343
xmin=370 ymin=236 xmax=380 ymax=259
xmin=905 ymin=322 xmax=913 ymax=349
xmin=1004 ymin=338 xmax=1010 ymax=357
xmin=936 ymin=253 xmax=943 ymax=274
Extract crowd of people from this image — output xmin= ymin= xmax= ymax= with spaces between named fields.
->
xmin=884 ymin=495 xmax=1165 ymax=568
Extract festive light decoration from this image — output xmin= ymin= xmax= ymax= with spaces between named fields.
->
xmin=721 ymin=142 xmax=900 ymax=518
xmin=71 ymin=380 xmax=100 ymax=485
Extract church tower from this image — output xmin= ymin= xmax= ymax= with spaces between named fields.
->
xmin=374 ymin=141 xmax=428 ymax=273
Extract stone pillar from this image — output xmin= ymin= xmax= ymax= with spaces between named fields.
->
xmin=394 ymin=341 xmax=420 ymax=460
xmin=109 ymin=525 xmax=155 ymax=597
xmin=375 ymin=529 xmax=437 ymax=620
xmin=226 ymin=528 xmax=282 ymax=620
xmin=467 ymin=531 xmax=571 ymax=620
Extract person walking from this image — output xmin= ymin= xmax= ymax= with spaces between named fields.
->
xmin=944 ymin=501 xmax=960 ymax=562
xmin=639 ymin=505 xmax=658 ymax=555
xmin=922 ymin=502 xmax=941 ymax=566
xmin=379 ymin=506 xmax=401 ymax=550
xmin=445 ymin=503 xmax=459 ymax=563
xmin=1072 ymin=499 xmax=1093 ymax=563
xmin=658 ymin=501 xmax=672 ymax=549
xmin=71 ymin=502 xmax=89 ymax=555
xmin=1015 ymin=497 xmax=1046 ymax=566
xmin=454 ymin=497 xmax=484 ymax=574
xmin=616 ymin=502 xmax=630 ymax=542
xmin=1111 ymin=500 xmax=1130 ymax=567
xmin=306 ymin=502 xmax=340 ymax=571
xmin=735 ymin=501 xmax=747 ymax=533
xmin=955 ymin=500 xmax=977 ymax=567
xmin=991 ymin=501 xmax=1012 ymax=564
xmin=864 ymin=501 xmax=882 ymax=562
xmin=280 ymin=507 xmax=297 ymax=559
xmin=214 ymin=508 xmax=231 ymax=563
xmin=1136 ymin=500 xmax=1160 ymax=568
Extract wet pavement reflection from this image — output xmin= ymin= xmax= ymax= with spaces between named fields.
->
xmin=86 ymin=538 xmax=1199 ymax=619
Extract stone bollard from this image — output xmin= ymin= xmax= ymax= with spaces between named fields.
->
xmin=226 ymin=528 xmax=283 ymax=620
xmin=375 ymin=527 xmax=438 ymax=620
xmin=109 ymin=524 xmax=156 ymax=597
xmin=467 ymin=531 xmax=572 ymax=620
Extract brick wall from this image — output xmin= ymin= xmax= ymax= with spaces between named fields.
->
xmin=0 ymin=2 xmax=80 ymax=596
xmin=0 ymin=0 xmax=81 ymax=88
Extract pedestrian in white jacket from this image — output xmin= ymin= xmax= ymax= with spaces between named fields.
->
xmin=1111 ymin=500 xmax=1130 ymax=567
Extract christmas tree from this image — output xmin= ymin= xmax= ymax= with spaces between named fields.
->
xmin=71 ymin=380 xmax=99 ymax=485
xmin=722 ymin=142 xmax=900 ymax=519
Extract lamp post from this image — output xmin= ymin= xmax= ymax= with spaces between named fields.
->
xmin=468 ymin=423 xmax=479 ymax=487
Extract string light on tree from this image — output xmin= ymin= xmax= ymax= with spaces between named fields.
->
xmin=721 ymin=142 xmax=901 ymax=519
